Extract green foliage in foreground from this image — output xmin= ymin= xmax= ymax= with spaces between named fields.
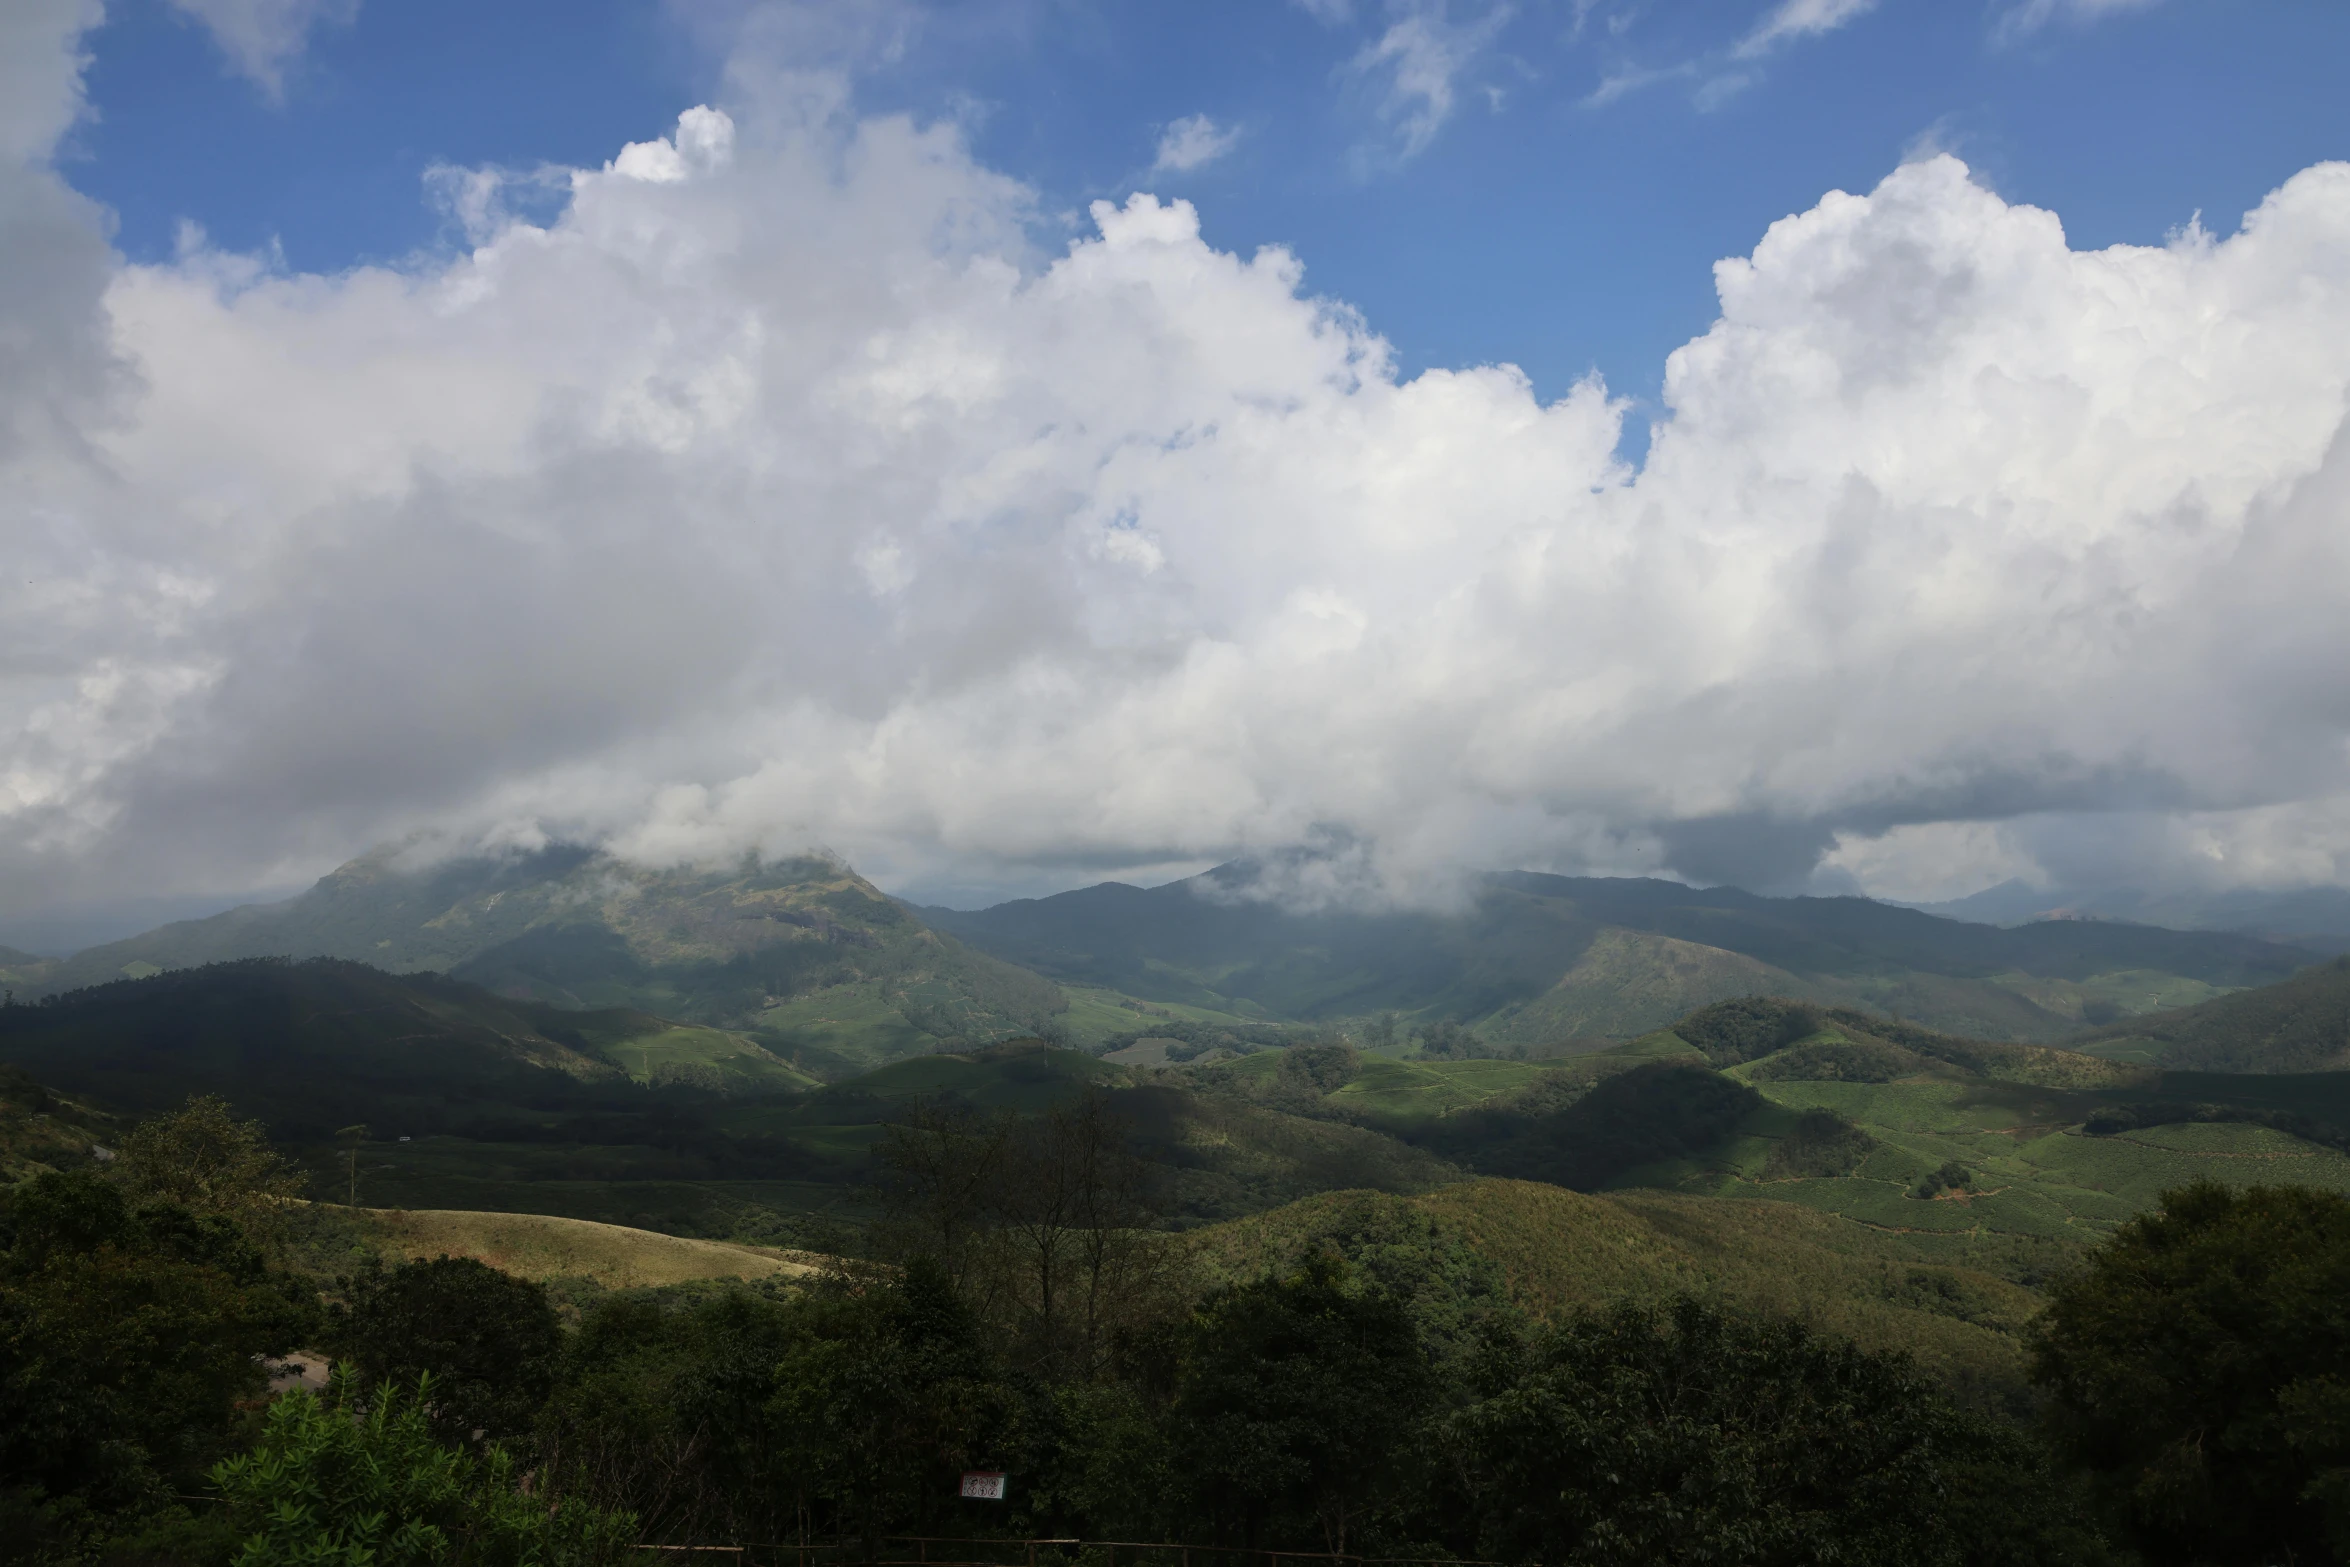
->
xmin=1457 ymin=1297 xmax=2116 ymax=1567
xmin=214 ymin=1369 xmax=634 ymax=1567
xmin=0 ymin=1168 xmax=316 ymax=1558
xmin=332 ymin=1255 xmax=564 ymax=1444
xmin=2034 ymin=1180 xmax=2350 ymax=1565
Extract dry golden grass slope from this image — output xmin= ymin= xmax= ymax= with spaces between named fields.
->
xmin=356 ymin=1207 xmax=824 ymax=1290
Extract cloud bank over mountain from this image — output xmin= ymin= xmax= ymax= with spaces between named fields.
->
xmin=5 ymin=0 xmax=2350 ymax=915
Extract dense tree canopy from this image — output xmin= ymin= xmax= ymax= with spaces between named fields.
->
xmin=2034 ymin=1180 xmax=2350 ymax=1565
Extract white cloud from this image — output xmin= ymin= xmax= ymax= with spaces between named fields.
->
xmin=1996 ymin=0 xmax=2161 ymax=44
xmin=1733 ymin=0 xmax=1876 ymax=59
xmin=164 ymin=0 xmax=358 ymax=97
xmin=10 ymin=18 xmax=2350 ymax=915
xmin=1151 ymin=114 xmax=1241 ymax=175
xmin=1346 ymin=0 xmax=1512 ymax=163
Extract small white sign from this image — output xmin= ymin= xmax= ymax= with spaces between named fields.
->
xmin=959 ymin=1471 xmax=1007 ymax=1501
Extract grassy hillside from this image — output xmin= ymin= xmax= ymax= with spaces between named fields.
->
xmin=34 ymin=848 xmax=1065 ymax=1069
xmin=1191 ymin=1181 xmax=2045 ymax=1406
xmin=0 ymin=946 xmax=57 ymax=995
xmin=2071 ymin=953 xmax=2350 ymax=1071
xmin=0 ymin=1066 xmax=122 ymax=1184
xmin=355 ymin=1207 xmax=821 ymax=1289
xmin=928 ymin=865 xmax=2316 ymax=1045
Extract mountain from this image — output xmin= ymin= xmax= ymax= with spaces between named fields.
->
xmin=925 ymin=866 xmax=2320 ymax=1043
xmin=1908 ymin=880 xmax=2350 ymax=951
xmin=2071 ymin=954 xmax=2350 ymax=1072
xmin=0 ymin=946 xmax=57 ymax=996
xmin=0 ymin=958 xmax=816 ymax=1137
xmin=31 ymin=847 xmax=1067 ymax=1071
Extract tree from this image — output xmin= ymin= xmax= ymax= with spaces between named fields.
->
xmin=1457 ymin=1296 xmax=2110 ymax=1567
xmin=536 ymin=1290 xmax=807 ymax=1544
xmin=115 ymin=1094 xmax=305 ymax=1233
xmin=2033 ymin=1180 xmax=2350 ymax=1564
xmin=0 ymin=1169 xmax=316 ymax=1557
xmin=875 ymin=1090 xmax=1168 ymax=1380
xmin=214 ymin=1367 xmax=634 ymax=1567
xmin=1172 ymin=1256 xmax=1437 ymax=1555
xmin=335 ymin=1256 xmax=562 ymax=1444
xmin=769 ymin=1261 xmax=1007 ymax=1561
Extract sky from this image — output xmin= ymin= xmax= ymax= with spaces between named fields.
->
xmin=6 ymin=0 xmax=2350 ymax=945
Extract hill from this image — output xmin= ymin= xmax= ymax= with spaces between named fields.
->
xmin=926 ymin=865 xmax=2315 ymax=1042
xmin=2070 ymin=954 xmax=2350 ymax=1071
xmin=0 ymin=964 xmax=1458 ymax=1243
xmin=354 ymin=1207 xmax=821 ymax=1290
xmin=0 ymin=1065 xmax=122 ymax=1184
xmin=0 ymin=958 xmax=816 ymax=1137
xmin=1322 ymin=994 xmax=2350 ymax=1262
xmin=33 ymin=847 xmax=1066 ymax=1071
xmin=0 ymin=946 xmax=56 ymax=995
xmin=1191 ymin=1181 xmax=2045 ymax=1406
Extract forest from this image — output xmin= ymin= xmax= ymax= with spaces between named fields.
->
xmin=10 ymin=1089 xmax=2350 ymax=1567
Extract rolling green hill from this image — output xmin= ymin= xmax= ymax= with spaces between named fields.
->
xmin=0 ymin=946 xmax=56 ymax=995
xmin=926 ymin=865 xmax=2317 ymax=1044
xmin=0 ymin=958 xmax=816 ymax=1135
xmin=2070 ymin=953 xmax=2350 ymax=1071
xmin=30 ymin=847 xmax=1066 ymax=1070
xmin=1191 ymin=1180 xmax=2048 ymax=1405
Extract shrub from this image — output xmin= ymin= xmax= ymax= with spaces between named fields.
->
xmin=214 ymin=1368 xmax=634 ymax=1566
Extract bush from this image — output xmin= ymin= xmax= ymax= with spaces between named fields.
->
xmin=1914 ymin=1160 xmax=1972 ymax=1199
xmin=214 ymin=1368 xmax=634 ymax=1566
xmin=1278 ymin=1043 xmax=1361 ymax=1094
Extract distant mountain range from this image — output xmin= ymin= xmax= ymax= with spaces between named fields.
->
xmin=926 ymin=865 xmax=2321 ymax=1044
xmin=3 ymin=845 xmax=2337 ymax=1063
xmin=1903 ymin=880 xmax=2350 ymax=950
xmin=2 ymin=847 xmax=1062 ymax=1074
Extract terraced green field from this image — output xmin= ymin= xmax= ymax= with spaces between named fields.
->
xmin=1054 ymin=985 xmax=1270 ymax=1045
xmin=1633 ymin=1048 xmax=2350 ymax=1242
xmin=1327 ymin=1057 xmax=1560 ymax=1120
xmin=596 ymin=1023 xmax=820 ymax=1090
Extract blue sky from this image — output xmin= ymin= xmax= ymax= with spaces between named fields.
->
xmin=71 ymin=0 xmax=2350 ymax=444
xmin=11 ymin=0 xmax=2350 ymax=941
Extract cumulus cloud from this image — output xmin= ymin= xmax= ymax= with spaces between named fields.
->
xmin=7 ymin=13 xmax=2350 ymax=917
xmin=1152 ymin=114 xmax=1241 ymax=175
xmin=164 ymin=0 xmax=358 ymax=96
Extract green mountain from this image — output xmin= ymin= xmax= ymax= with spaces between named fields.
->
xmin=2070 ymin=953 xmax=2350 ymax=1071
xmin=0 ymin=946 xmax=56 ymax=996
xmin=925 ymin=866 xmax=2317 ymax=1042
xmin=0 ymin=958 xmax=816 ymax=1135
xmin=32 ymin=847 xmax=1066 ymax=1071
xmin=0 ymin=960 xmax=1446 ymax=1243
